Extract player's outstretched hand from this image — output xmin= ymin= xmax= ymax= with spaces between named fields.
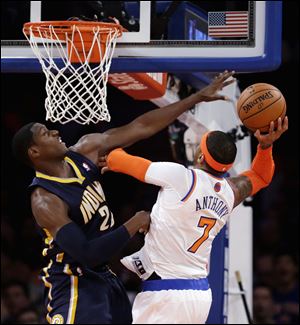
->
xmin=196 ymin=70 xmax=236 ymax=102
xmin=254 ymin=116 xmax=288 ymax=149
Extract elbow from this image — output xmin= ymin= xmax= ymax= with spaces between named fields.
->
xmin=135 ymin=121 xmax=154 ymax=139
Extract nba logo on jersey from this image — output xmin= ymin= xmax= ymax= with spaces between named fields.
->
xmin=82 ymin=162 xmax=90 ymax=171
xmin=214 ymin=182 xmax=221 ymax=192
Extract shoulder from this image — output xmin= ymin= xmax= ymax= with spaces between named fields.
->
xmin=31 ymin=187 xmax=67 ymax=213
xmin=31 ymin=187 xmax=70 ymax=234
xmin=69 ymin=133 xmax=108 ymax=163
xmin=145 ymin=162 xmax=192 ymax=190
xmin=146 ymin=162 xmax=189 ymax=180
xmin=147 ymin=161 xmax=188 ymax=175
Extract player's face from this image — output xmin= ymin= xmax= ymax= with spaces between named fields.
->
xmin=30 ymin=123 xmax=68 ymax=159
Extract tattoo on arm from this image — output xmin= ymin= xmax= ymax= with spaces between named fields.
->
xmin=227 ymin=175 xmax=253 ymax=208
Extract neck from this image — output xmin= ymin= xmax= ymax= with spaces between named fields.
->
xmin=35 ymin=157 xmax=72 ymax=178
xmin=199 ymin=165 xmax=225 ymax=178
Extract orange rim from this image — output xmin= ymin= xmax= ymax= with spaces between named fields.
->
xmin=23 ymin=20 xmax=123 ymax=38
xmin=23 ymin=21 xmax=123 ymax=63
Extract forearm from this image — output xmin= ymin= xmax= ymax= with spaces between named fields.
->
xmin=135 ymin=93 xmax=204 ymax=137
xmin=55 ymin=222 xmax=131 ymax=268
xmin=242 ymin=145 xmax=275 ymax=195
xmin=100 ymin=93 xmax=205 ymax=153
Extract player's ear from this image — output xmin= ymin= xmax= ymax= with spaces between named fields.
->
xmin=197 ymin=153 xmax=204 ymax=164
xmin=28 ymin=145 xmax=40 ymax=160
xmin=194 ymin=146 xmax=201 ymax=166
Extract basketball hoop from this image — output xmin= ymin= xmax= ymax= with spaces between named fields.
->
xmin=23 ymin=21 xmax=123 ymax=124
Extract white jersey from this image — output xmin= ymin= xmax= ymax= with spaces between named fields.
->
xmin=131 ymin=162 xmax=234 ymax=279
xmin=121 ymin=162 xmax=235 ymax=324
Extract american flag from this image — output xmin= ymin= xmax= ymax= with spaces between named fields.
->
xmin=208 ymin=11 xmax=249 ymax=38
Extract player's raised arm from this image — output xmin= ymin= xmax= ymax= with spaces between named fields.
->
xmin=72 ymin=71 xmax=235 ymax=158
xmin=227 ymin=117 xmax=288 ymax=208
xmin=31 ymin=188 xmax=150 ymax=268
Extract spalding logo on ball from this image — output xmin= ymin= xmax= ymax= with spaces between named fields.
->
xmin=237 ymin=83 xmax=286 ymax=133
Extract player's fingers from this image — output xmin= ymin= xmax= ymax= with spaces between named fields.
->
xmin=277 ymin=117 xmax=282 ymax=132
xmin=283 ymin=116 xmax=288 ymax=131
xmin=254 ymin=129 xmax=260 ymax=139
xmin=220 ymin=70 xmax=235 ymax=82
xmin=222 ymin=79 xmax=236 ymax=88
xmin=138 ymin=228 xmax=147 ymax=234
xmin=214 ymin=70 xmax=230 ymax=81
xmin=98 ymin=159 xmax=107 ymax=165
xmin=223 ymin=96 xmax=230 ymax=101
xmin=101 ymin=167 xmax=110 ymax=174
xmin=211 ymin=95 xmax=228 ymax=101
xmin=269 ymin=121 xmax=275 ymax=134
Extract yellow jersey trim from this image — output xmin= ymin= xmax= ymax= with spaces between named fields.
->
xmin=41 ymin=259 xmax=53 ymax=323
xmin=36 ymin=157 xmax=85 ymax=184
xmin=42 ymin=228 xmax=54 ymax=257
xmin=67 ymin=275 xmax=79 ymax=324
xmin=56 ymin=253 xmax=64 ymax=263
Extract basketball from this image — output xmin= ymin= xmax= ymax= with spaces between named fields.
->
xmin=237 ymin=83 xmax=286 ymax=133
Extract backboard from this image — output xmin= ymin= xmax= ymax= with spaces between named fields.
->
xmin=1 ymin=1 xmax=282 ymax=74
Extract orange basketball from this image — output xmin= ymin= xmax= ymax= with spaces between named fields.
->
xmin=237 ymin=83 xmax=286 ymax=133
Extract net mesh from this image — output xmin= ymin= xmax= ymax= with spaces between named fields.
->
xmin=23 ymin=22 xmax=122 ymax=124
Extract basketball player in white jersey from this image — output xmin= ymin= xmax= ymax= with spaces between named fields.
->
xmin=102 ymin=116 xmax=288 ymax=324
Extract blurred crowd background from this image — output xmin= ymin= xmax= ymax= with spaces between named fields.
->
xmin=1 ymin=1 xmax=299 ymax=324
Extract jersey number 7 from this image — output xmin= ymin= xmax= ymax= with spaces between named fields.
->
xmin=188 ymin=217 xmax=216 ymax=253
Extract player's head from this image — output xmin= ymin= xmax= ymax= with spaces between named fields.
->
xmin=12 ymin=122 xmax=67 ymax=168
xmin=194 ymin=131 xmax=237 ymax=175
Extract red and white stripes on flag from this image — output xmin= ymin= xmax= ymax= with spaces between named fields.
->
xmin=208 ymin=11 xmax=249 ymax=38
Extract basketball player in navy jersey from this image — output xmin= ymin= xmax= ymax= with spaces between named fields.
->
xmin=11 ymin=71 xmax=234 ymax=324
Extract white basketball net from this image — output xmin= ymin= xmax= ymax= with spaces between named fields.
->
xmin=23 ymin=23 xmax=121 ymax=124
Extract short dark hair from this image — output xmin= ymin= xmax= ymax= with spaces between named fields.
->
xmin=207 ymin=131 xmax=237 ymax=165
xmin=11 ymin=122 xmax=36 ymax=166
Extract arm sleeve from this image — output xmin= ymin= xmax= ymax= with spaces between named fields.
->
xmin=107 ymin=148 xmax=151 ymax=182
xmin=242 ymin=145 xmax=275 ymax=195
xmin=55 ymin=222 xmax=130 ymax=268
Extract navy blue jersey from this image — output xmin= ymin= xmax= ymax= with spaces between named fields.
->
xmin=29 ymin=151 xmax=115 ymax=267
